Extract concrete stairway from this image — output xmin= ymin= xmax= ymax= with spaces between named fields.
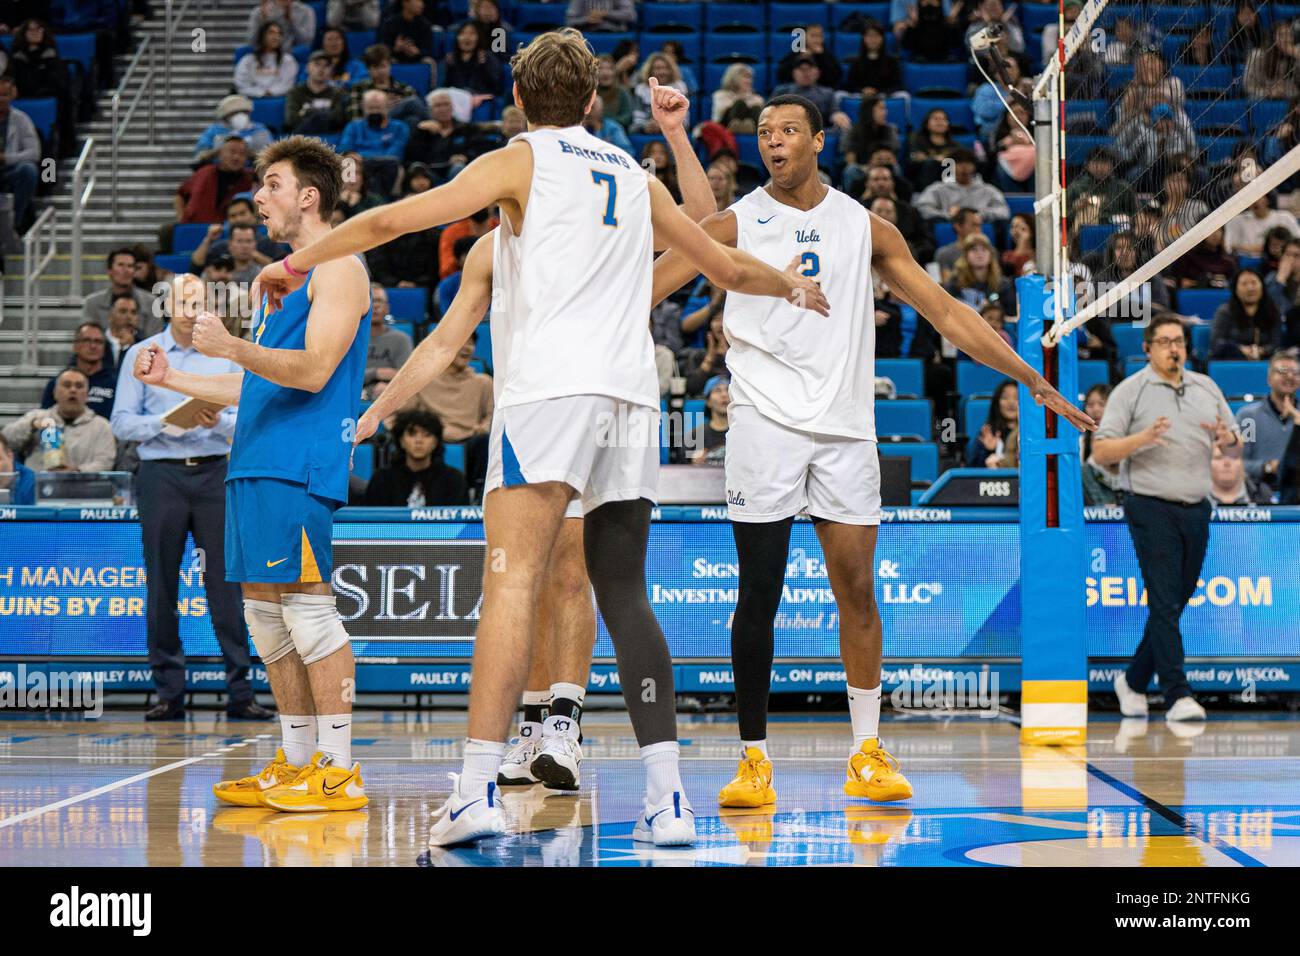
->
xmin=0 ymin=0 xmax=249 ymax=426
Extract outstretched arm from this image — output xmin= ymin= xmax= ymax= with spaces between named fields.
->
xmin=194 ymin=256 xmax=372 ymax=394
xmin=255 ymin=143 xmax=531 ymax=309
xmin=651 ymin=210 xmax=738 ymax=306
xmin=356 ymin=233 xmax=495 ymax=442
xmin=870 ymin=212 xmax=1095 ymax=432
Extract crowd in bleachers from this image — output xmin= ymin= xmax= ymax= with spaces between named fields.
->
xmin=8 ymin=0 xmax=1300 ymax=509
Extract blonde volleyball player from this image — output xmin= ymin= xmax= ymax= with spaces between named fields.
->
xmin=135 ymin=138 xmax=373 ymax=812
xmin=256 ymin=30 xmax=829 ymax=848
xmin=654 ymin=95 xmax=1095 ymax=809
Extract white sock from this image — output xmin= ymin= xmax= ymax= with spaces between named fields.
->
xmin=740 ymin=739 xmax=769 ymax=759
xmin=549 ymin=681 xmax=586 ymax=707
xmin=460 ymin=738 xmax=506 ymax=797
xmin=846 ymin=684 xmax=882 ymax=748
xmin=316 ymin=713 xmax=352 ymax=767
xmin=641 ymin=740 xmax=683 ymax=806
xmin=280 ymin=715 xmax=316 ymax=766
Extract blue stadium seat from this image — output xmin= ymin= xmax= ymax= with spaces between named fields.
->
xmin=391 ymin=63 xmax=432 ymax=97
xmin=1208 ymin=361 xmax=1270 ymax=398
xmin=1175 ymin=64 xmax=1235 ymax=97
xmin=1202 ymin=138 xmax=1242 ymax=165
xmin=879 ymin=442 xmax=939 ymax=483
xmin=388 ymin=319 xmax=415 ymax=341
xmin=1111 ymin=324 xmax=1144 ymax=360
xmin=901 ymin=62 xmax=968 ymax=97
xmin=1237 ymin=255 xmax=1264 ymax=273
xmin=705 ymin=32 xmax=767 ymax=63
xmin=641 ymin=3 xmax=703 ymax=33
xmin=962 ymin=396 xmax=990 ymax=438
xmin=683 ymin=398 xmax=706 ymax=419
xmin=345 ymin=29 xmax=376 ymax=53
xmin=13 ymin=98 xmax=56 ymax=141
xmin=1079 ymin=223 xmax=1118 ymax=254
xmin=734 ymin=134 xmax=764 ymax=170
xmin=1188 ymin=98 xmax=1249 ymax=134
xmin=1020 ymin=3 xmax=1060 ymax=31
xmin=840 ymin=94 xmax=862 ymax=122
xmin=933 ymin=222 xmax=997 ymax=247
xmin=251 ymin=96 xmax=285 ymax=133
xmin=352 ymin=443 xmax=374 ymax=482
xmin=1150 ymin=6 xmax=1202 ymax=32
xmin=629 ymin=134 xmax=667 ymax=161
xmin=705 ymin=3 xmax=762 ymax=33
xmin=830 ymin=3 xmax=891 ymax=32
xmin=640 ymin=32 xmax=703 ymax=66
xmin=474 ymin=321 xmax=492 ymax=370
xmin=956 ymin=361 xmax=1009 ymax=397
xmin=1005 ymin=193 xmax=1035 ymax=217
xmin=55 ymin=33 xmax=97 ymax=74
xmin=1253 ymin=99 xmax=1289 ymax=133
xmin=769 ymin=3 xmax=829 ymax=32
xmin=444 ymin=442 xmax=466 ymax=475
xmin=1176 ymin=288 xmax=1231 ymax=323
xmin=1077 ymin=360 xmax=1110 ymax=397
xmin=1105 ymin=65 xmax=1135 ymax=93
xmin=170 ymin=223 xmax=211 ymax=254
xmin=1191 ymin=323 xmax=1212 ymax=360
xmin=586 ymin=32 xmax=635 ymax=56
xmin=885 ymin=95 xmax=908 ymax=130
xmin=385 ymin=287 xmax=427 ymax=324
xmin=876 ymin=399 xmax=932 ymax=438
xmin=233 ymin=44 xmax=252 ymax=63
xmin=292 ymin=44 xmax=311 ymax=63
xmin=1124 ymin=355 xmax=1147 ymax=377
xmin=911 ymin=97 xmax=974 ymax=132
xmin=832 ymin=29 xmax=863 ymax=61
xmin=899 ymin=304 xmax=918 ymax=355
xmin=876 ymin=358 xmax=924 ymax=397
xmin=154 ymin=253 xmax=193 ymax=274
xmin=513 ymin=2 xmax=566 ymax=31
xmin=1065 ymin=99 xmax=1109 ymax=130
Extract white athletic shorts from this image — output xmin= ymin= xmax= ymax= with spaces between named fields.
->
xmin=725 ymin=403 xmax=881 ymax=525
xmin=485 ymin=395 xmax=660 ymax=514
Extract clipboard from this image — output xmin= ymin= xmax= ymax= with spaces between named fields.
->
xmin=161 ymin=397 xmax=227 ymax=436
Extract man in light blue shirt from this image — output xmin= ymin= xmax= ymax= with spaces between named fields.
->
xmin=112 ymin=276 xmax=272 ymax=723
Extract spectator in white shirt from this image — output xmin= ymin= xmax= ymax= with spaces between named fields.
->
xmin=1224 ymin=194 xmax=1300 ymax=257
xmin=235 ymin=21 xmax=299 ymax=98
xmin=247 ymin=0 xmax=317 ymax=47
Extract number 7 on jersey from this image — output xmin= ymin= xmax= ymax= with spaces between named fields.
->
xmin=591 ymin=169 xmax=618 ymax=227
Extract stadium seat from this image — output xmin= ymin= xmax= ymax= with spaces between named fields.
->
xmin=1005 ymin=194 xmax=1035 ymax=217
xmin=1079 ymin=223 xmax=1118 ymax=254
xmin=933 ymin=222 xmax=997 ymax=247
xmin=1202 ymin=138 xmax=1242 ymax=165
xmin=885 ymin=95 xmax=908 ymax=130
xmin=55 ymin=33 xmax=97 ymax=75
xmin=879 ymin=441 xmax=939 ymax=483
xmin=385 ymin=287 xmax=427 ymax=324
xmin=170 ymin=223 xmax=210 ymax=254
xmin=474 ymin=321 xmax=492 ymax=370
xmin=1124 ymin=355 xmax=1147 ymax=377
xmin=1189 ymin=98 xmax=1250 ymax=134
xmin=962 ymin=396 xmax=991 ymax=438
xmin=901 ymin=62 xmax=968 ymax=97
xmin=1252 ymin=99 xmax=1289 ymax=134
xmin=956 ymin=361 xmax=1009 ymax=397
xmin=1020 ymin=3 xmax=1060 ymax=31
xmin=1176 ymin=288 xmax=1231 ymax=323
xmin=513 ymin=2 xmax=566 ymax=31
xmin=629 ymin=133 xmax=667 ymax=160
xmin=683 ymin=398 xmax=706 ymax=419
xmin=1209 ymin=361 xmax=1270 ymax=398
xmin=706 ymin=32 xmax=767 ymax=63
xmin=352 ymin=442 xmax=374 ymax=482
xmin=875 ymin=399 xmax=933 ymax=439
xmin=910 ymin=98 xmax=974 ymax=132
xmin=705 ymin=3 xmax=762 ymax=33
xmin=641 ymin=3 xmax=703 ymax=33
xmin=580 ymin=32 xmax=632 ymax=56
xmin=345 ymin=30 xmax=376 ymax=53
xmin=1191 ymin=323 xmax=1212 ymax=360
xmin=13 ymin=98 xmax=56 ymax=141
xmin=388 ymin=319 xmax=415 ymax=342
xmin=1105 ymin=65 xmax=1136 ymax=93
xmin=734 ymin=134 xmax=764 ymax=170
xmin=769 ymin=3 xmax=829 ymax=33
xmin=154 ymin=253 xmax=193 ymax=274
xmin=1076 ymin=360 xmax=1110 ymax=396
xmin=251 ymin=96 xmax=285 ymax=133
xmin=640 ymin=32 xmax=703 ymax=67
xmin=444 ymin=442 xmax=467 ymax=475
xmin=876 ymin=358 xmax=924 ymax=398
xmin=1176 ymin=64 xmax=1235 ymax=98
xmin=391 ymin=63 xmax=432 ymax=97
xmin=832 ymin=30 xmax=864 ymax=61
xmin=831 ymin=3 xmax=891 ymax=32
xmin=1064 ymin=135 xmax=1111 ymax=168
xmin=1111 ymin=323 xmax=1145 ymax=360
xmin=1065 ymin=99 xmax=1109 ymax=131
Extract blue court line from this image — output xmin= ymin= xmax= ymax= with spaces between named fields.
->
xmin=1082 ymin=761 xmax=1265 ymax=868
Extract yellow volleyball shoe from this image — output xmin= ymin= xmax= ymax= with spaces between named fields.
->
xmin=213 ymin=748 xmax=302 ymax=807
xmin=843 ymin=738 xmax=913 ymax=802
xmin=260 ymin=752 xmax=369 ymax=812
xmin=717 ymin=747 xmax=777 ymax=809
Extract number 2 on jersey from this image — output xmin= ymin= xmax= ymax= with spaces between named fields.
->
xmin=591 ymin=169 xmax=618 ymax=227
xmin=799 ymin=251 xmax=820 ymax=277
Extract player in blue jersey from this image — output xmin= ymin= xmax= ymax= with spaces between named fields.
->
xmin=133 ymin=136 xmax=373 ymax=812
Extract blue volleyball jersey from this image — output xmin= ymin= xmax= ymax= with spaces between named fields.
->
xmin=227 ymin=262 xmax=371 ymax=504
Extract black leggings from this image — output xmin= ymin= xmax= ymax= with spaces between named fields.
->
xmin=583 ymin=498 xmax=677 ymax=747
xmin=730 ymin=517 xmax=795 ymax=741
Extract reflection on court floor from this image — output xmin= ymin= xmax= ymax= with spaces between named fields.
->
xmin=1 ymin=713 xmax=1297 ymax=867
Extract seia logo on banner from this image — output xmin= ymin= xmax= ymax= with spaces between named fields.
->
xmin=331 ymin=540 xmax=486 ymax=640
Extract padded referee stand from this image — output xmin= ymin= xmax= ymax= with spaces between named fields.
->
xmin=1015 ymin=275 xmax=1088 ymax=746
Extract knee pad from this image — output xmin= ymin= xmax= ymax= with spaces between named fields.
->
xmin=281 ymin=593 xmax=351 ymax=666
xmin=244 ymin=599 xmax=295 ymax=664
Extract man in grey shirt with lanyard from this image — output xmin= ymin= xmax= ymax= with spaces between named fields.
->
xmin=1093 ymin=315 xmax=1243 ymax=723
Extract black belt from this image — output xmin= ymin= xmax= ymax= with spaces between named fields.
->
xmin=149 ymin=454 xmax=228 ymax=466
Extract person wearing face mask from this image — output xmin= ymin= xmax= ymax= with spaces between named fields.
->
xmin=194 ymin=95 xmax=272 ymax=166
xmin=339 ymin=88 xmax=411 ymax=196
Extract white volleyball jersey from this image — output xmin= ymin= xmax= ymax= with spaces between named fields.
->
xmin=724 ymin=185 xmax=877 ymax=440
xmin=491 ymin=126 xmax=658 ymax=410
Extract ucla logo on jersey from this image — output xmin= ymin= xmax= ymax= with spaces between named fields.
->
xmin=794 ymin=228 xmax=820 ymax=243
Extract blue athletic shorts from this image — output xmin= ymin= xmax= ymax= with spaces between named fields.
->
xmin=224 ymin=477 xmax=339 ymax=584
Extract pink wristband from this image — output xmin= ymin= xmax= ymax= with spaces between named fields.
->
xmin=283 ymin=256 xmax=304 ymax=277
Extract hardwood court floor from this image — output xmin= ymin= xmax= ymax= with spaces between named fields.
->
xmin=1 ymin=712 xmax=1297 ymax=867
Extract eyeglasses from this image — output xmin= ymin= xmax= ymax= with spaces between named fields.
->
xmin=1272 ymin=367 xmax=1300 ymax=379
xmin=1149 ymin=336 xmax=1185 ymax=349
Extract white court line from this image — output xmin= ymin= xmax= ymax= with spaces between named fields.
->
xmin=1 ymin=754 xmax=1296 ymax=763
xmin=0 ymin=754 xmax=211 ymax=829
